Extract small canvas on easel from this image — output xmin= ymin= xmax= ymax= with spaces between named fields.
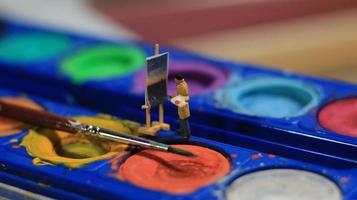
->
xmin=146 ymin=52 xmax=169 ymax=107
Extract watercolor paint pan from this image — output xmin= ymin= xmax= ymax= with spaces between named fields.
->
xmin=0 ymin=113 xmax=353 ymax=199
xmin=1 ymin=20 xmax=357 ymax=164
xmin=1 ymin=87 xmax=357 ymax=199
xmin=0 ymin=114 xmax=356 ymax=199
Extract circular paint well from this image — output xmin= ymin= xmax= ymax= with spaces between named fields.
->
xmin=61 ymin=45 xmax=146 ymax=83
xmin=318 ymin=97 xmax=357 ymax=137
xmin=119 ymin=144 xmax=230 ymax=194
xmin=222 ymin=77 xmax=320 ymax=118
xmin=21 ymin=115 xmax=135 ymax=168
xmin=55 ymin=136 xmax=110 ymax=159
xmin=226 ymin=169 xmax=342 ymax=200
xmin=133 ymin=61 xmax=229 ymax=96
xmin=0 ymin=32 xmax=70 ymax=63
xmin=0 ymin=97 xmax=43 ymax=137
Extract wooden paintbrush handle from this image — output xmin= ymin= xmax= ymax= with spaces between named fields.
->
xmin=0 ymin=100 xmax=83 ymax=133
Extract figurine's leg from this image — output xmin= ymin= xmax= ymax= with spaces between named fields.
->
xmin=176 ymin=119 xmax=183 ymax=135
xmin=181 ymin=118 xmax=191 ymax=142
xmin=178 ymin=119 xmax=184 ymax=134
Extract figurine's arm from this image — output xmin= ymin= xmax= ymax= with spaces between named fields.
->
xmin=176 ymin=82 xmax=190 ymax=102
xmin=141 ymin=104 xmax=151 ymax=109
xmin=182 ymin=84 xmax=190 ymax=102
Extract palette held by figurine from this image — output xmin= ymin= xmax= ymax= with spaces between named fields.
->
xmin=0 ymin=87 xmax=356 ymax=200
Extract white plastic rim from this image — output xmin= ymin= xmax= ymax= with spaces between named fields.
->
xmin=225 ymin=169 xmax=342 ymax=200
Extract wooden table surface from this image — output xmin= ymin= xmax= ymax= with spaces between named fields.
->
xmin=172 ymin=8 xmax=357 ymax=83
xmin=94 ymin=0 xmax=357 ymax=84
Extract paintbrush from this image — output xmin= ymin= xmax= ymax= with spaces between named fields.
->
xmin=0 ymin=100 xmax=195 ymax=157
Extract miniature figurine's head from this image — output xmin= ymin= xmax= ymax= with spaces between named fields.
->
xmin=175 ymin=74 xmax=184 ymax=84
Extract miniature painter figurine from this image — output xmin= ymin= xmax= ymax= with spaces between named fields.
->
xmin=171 ymin=74 xmax=191 ymax=142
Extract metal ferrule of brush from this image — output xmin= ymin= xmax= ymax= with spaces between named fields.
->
xmin=81 ymin=125 xmax=101 ymax=137
xmin=81 ymin=124 xmax=169 ymax=152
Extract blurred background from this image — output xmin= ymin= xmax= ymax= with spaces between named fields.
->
xmin=0 ymin=0 xmax=356 ymax=83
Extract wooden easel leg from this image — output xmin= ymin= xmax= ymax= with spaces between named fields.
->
xmin=159 ymin=104 xmax=164 ymax=124
xmin=146 ymin=106 xmax=151 ymax=128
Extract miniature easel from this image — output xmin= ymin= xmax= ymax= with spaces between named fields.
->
xmin=139 ymin=44 xmax=170 ymax=135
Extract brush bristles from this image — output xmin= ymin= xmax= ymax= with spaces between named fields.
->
xmin=168 ymin=146 xmax=196 ymax=157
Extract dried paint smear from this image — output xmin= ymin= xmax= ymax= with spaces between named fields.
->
xmin=21 ymin=115 xmax=141 ymax=168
